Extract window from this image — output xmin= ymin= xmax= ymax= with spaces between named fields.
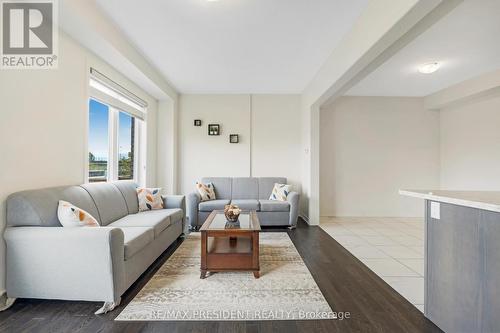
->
xmin=88 ymin=99 xmax=109 ymax=182
xmin=87 ymin=68 xmax=147 ymax=183
xmin=118 ymin=111 xmax=135 ymax=180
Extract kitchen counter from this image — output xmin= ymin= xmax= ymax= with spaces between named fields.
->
xmin=400 ymin=189 xmax=500 ymax=213
xmin=400 ymin=189 xmax=500 ymax=333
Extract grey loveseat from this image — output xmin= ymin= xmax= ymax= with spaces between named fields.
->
xmin=187 ymin=177 xmax=299 ymax=229
xmin=3 ymin=181 xmax=185 ymax=313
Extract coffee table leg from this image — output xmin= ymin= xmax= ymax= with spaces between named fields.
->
xmin=201 ymin=231 xmax=207 ymax=279
xmin=252 ymin=231 xmax=260 ymax=279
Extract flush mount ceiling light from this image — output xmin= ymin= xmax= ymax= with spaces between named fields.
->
xmin=418 ymin=62 xmax=440 ymax=74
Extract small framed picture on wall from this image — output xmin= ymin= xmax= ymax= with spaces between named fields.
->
xmin=208 ymin=124 xmax=220 ymax=136
xmin=194 ymin=119 xmax=202 ymax=126
xmin=229 ymin=134 xmax=239 ymax=143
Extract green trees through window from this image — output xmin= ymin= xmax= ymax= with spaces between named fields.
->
xmin=118 ymin=111 xmax=134 ymax=180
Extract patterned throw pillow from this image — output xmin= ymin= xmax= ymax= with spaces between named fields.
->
xmin=269 ymin=183 xmax=291 ymax=201
xmin=137 ymin=187 xmax=164 ymax=212
xmin=196 ymin=182 xmax=216 ymax=201
xmin=57 ymin=200 xmax=100 ymax=227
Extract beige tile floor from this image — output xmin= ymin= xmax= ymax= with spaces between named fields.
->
xmin=320 ymin=217 xmax=425 ymax=312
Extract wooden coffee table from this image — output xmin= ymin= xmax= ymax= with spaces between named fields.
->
xmin=200 ymin=210 xmax=261 ymax=279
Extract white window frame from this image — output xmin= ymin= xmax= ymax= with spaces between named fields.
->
xmin=87 ymin=98 xmax=143 ymax=183
xmin=86 ymin=68 xmax=147 ymax=184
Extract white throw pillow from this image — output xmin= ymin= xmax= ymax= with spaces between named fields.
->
xmin=57 ymin=200 xmax=99 ymax=227
xmin=137 ymin=187 xmax=164 ymax=212
xmin=196 ymin=182 xmax=216 ymax=201
xmin=269 ymin=183 xmax=292 ymax=201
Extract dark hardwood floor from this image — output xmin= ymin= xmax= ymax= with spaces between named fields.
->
xmin=0 ymin=219 xmax=442 ymax=333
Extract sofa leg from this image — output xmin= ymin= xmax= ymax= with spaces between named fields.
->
xmin=0 ymin=292 xmax=15 ymax=311
xmin=95 ymin=298 xmax=121 ymax=314
xmin=288 ymin=225 xmax=296 ymax=230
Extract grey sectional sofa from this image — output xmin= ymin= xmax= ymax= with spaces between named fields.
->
xmin=187 ymin=177 xmax=299 ymax=229
xmin=4 ymin=181 xmax=185 ymax=313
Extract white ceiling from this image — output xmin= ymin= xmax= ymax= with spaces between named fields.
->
xmin=346 ymin=0 xmax=500 ymax=97
xmin=95 ymin=0 xmax=368 ymax=94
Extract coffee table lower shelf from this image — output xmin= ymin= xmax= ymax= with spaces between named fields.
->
xmin=201 ymin=236 xmax=259 ymax=278
xmin=200 ymin=234 xmax=260 ymax=279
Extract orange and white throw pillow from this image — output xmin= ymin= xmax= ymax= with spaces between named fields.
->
xmin=137 ymin=187 xmax=164 ymax=211
xmin=57 ymin=200 xmax=99 ymax=227
xmin=269 ymin=183 xmax=292 ymax=201
xmin=196 ymin=182 xmax=216 ymax=201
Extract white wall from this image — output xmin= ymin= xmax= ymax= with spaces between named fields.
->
xmin=320 ymin=96 xmax=440 ymax=217
xmin=251 ymin=95 xmax=302 ymax=189
xmin=300 ymin=0 xmax=443 ymax=224
xmin=179 ymin=95 xmax=251 ymax=194
xmin=0 ymin=33 xmax=161 ymax=293
xmin=440 ymin=93 xmax=500 ymax=190
xmin=157 ymin=99 xmax=178 ymax=195
xmin=179 ymin=94 xmax=302 ymax=195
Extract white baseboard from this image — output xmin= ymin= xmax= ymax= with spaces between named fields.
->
xmin=299 ymin=214 xmax=309 ymax=223
xmin=299 ymin=214 xmax=321 ymax=226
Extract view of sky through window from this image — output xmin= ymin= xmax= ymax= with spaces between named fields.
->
xmin=119 ymin=111 xmax=133 ymax=159
xmin=88 ymin=99 xmax=109 ymax=161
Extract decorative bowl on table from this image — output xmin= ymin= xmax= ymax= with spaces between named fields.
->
xmin=224 ymin=204 xmax=241 ymax=222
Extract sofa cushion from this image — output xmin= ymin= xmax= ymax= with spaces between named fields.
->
xmin=201 ymin=177 xmax=232 ymax=200
xmin=80 ymin=183 xmax=128 ymax=226
xmin=259 ymin=200 xmax=290 ymax=212
xmin=165 ymin=208 xmax=183 ymax=224
xmin=258 ymin=177 xmax=287 ymax=200
xmin=121 ymin=227 xmax=154 ymax=260
xmin=112 ymin=181 xmax=139 ymax=214
xmin=231 ymin=178 xmax=258 ymax=199
xmin=257 ymin=211 xmax=290 ymax=226
xmin=108 ymin=210 xmax=172 ymax=237
xmin=231 ymin=199 xmax=260 ymax=211
xmin=7 ymin=185 xmax=99 ymax=227
xmin=199 ymin=199 xmax=230 ymax=212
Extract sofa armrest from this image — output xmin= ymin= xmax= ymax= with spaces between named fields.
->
xmin=162 ymin=195 xmax=185 ymax=211
xmin=287 ymin=192 xmax=300 ymax=227
xmin=186 ymin=192 xmax=201 ymax=228
xmin=162 ymin=195 xmax=186 ymax=232
xmin=4 ymin=227 xmax=125 ymax=302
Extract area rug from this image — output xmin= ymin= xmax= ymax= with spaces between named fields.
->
xmin=116 ymin=233 xmax=334 ymax=321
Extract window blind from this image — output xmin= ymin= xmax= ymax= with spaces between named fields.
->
xmin=89 ymin=68 xmax=147 ymax=120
